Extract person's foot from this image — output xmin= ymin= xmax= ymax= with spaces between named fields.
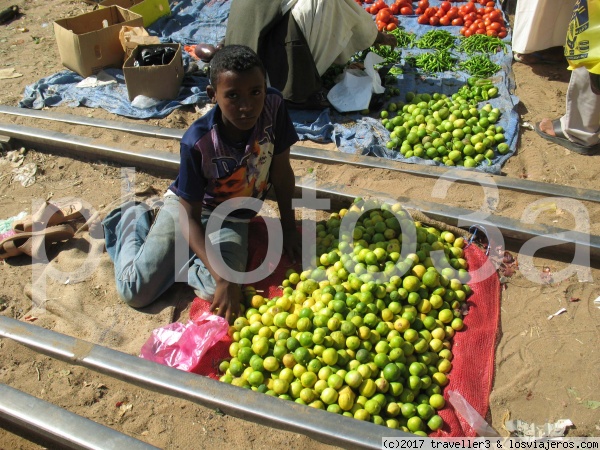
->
xmin=537 ymin=118 xmax=556 ymax=136
xmin=514 ymin=49 xmax=565 ymax=65
xmin=535 ymin=118 xmax=599 ymax=155
xmin=286 ymin=90 xmax=331 ymax=111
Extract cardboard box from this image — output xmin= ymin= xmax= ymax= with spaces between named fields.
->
xmin=99 ymin=0 xmax=170 ymax=27
xmin=54 ymin=6 xmax=143 ymax=78
xmin=123 ymin=43 xmax=183 ymax=101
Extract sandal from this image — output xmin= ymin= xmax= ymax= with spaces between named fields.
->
xmin=12 ymin=199 xmax=85 ymax=233
xmin=514 ymin=52 xmax=564 ymax=65
xmin=534 ymin=119 xmax=600 ymax=155
xmin=286 ymin=91 xmax=331 ymax=111
xmin=0 ymin=223 xmax=75 ymax=260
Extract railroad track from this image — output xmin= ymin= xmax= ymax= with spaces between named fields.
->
xmin=1 ymin=107 xmax=599 ymax=260
xmin=1 ymin=107 xmax=599 ymax=447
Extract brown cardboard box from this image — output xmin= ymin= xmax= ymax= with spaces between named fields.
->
xmin=99 ymin=0 xmax=170 ymax=28
xmin=54 ymin=6 xmax=143 ymax=78
xmin=123 ymin=43 xmax=184 ymax=101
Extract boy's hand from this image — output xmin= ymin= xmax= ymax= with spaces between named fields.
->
xmin=210 ymin=280 xmax=242 ymax=324
xmin=282 ymin=227 xmax=302 ymax=264
xmin=375 ymin=31 xmax=397 ymax=49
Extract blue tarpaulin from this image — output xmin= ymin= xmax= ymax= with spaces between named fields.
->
xmin=19 ymin=0 xmax=518 ymax=174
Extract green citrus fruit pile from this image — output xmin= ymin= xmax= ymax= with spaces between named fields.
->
xmin=218 ymin=198 xmax=471 ymax=435
xmin=381 ymin=90 xmax=507 ymax=167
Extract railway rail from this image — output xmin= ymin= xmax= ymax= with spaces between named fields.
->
xmin=1 ymin=108 xmax=598 ymax=447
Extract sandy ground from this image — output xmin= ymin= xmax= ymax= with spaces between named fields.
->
xmin=0 ymin=0 xmax=599 ymax=448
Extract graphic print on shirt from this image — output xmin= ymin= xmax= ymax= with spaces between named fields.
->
xmin=206 ymin=128 xmax=275 ymax=209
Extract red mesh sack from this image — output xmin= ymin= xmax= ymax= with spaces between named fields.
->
xmin=190 ymin=219 xmax=501 ymax=436
xmin=432 ymin=244 xmax=501 ymax=437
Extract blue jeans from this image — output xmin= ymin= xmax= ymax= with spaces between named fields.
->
xmin=102 ymin=196 xmax=249 ymax=308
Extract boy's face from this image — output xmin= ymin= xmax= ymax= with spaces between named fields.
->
xmin=208 ymin=67 xmax=266 ymax=136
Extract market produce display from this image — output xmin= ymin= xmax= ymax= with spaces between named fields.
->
xmin=345 ymin=0 xmax=517 ymax=175
xmin=217 ymin=199 xmax=473 ymax=435
xmin=380 ymin=87 xmax=507 ymax=167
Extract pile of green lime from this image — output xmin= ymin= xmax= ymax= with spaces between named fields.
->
xmin=380 ymin=91 xmax=509 ymax=167
xmin=218 ymin=198 xmax=471 ymax=435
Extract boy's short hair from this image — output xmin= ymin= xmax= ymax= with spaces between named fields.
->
xmin=209 ymin=45 xmax=266 ymax=88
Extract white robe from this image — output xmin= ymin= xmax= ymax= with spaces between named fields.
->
xmin=290 ymin=0 xmax=378 ymax=75
xmin=512 ymin=0 xmax=577 ymax=54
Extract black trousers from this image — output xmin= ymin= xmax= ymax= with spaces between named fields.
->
xmin=225 ymin=0 xmax=322 ymax=103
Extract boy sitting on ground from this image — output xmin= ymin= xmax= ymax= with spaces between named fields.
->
xmin=103 ymin=45 xmax=302 ymax=323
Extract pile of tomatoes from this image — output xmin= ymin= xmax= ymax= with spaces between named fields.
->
xmin=355 ymin=0 xmax=508 ymax=39
xmin=363 ymin=0 xmax=423 ymax=32
xmin=415 ymin=0 xmax=507 ymax=38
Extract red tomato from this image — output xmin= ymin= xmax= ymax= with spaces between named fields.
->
xmin=439 ymin=16 xmax=451 ymax=25
xmin=418 ymin=0 xmax=429 ymax=9
xmin=400 ymin=6 xmax=413 ymax=14
xmin=464 ymin=20 xmax=473 ymax=28
xmin=415 ymin=6 xmax=424 ymax=15
xmin=387 ymin=22 xmax=398 ymax=31
xmin=424 ymin=7 xmax=437 ymax=17
xmin=475 ymin=28 xmax=486 ymax=34
xmin=436 ymin=9 xmax=445 ymax=17
xmin=429 ymin=15 xmax=440 ymax=25
xmin=486 ymin=29 xmax=498 ymax=37
xmin=417 ymin=14 xmax=429 ymax=24
xmin=489 ymin=10 xmax=502 ymax=21
xmin=464 ymin=28 xmax=473 ymax=37
xmin=440 ymin=1 xmax=451 ymax=12
xmin=465 ymin=2 xmax=476 ymax=13
xmin=366 ymin=6 xmax=372 ymax=13
xmin=376 ymin=8 xmax=391 ymax=21
xmin=460 ymin=26 xmax=467 ymax=35
xmin=489 ymin=21 xmax=501 ymax=30
xmin=447 ymin=7 xmax=459 ymax=18
xmin=486 ymin=1 xmax=495 ymax=6
xmin=498 ymin=30 xmax=507 ymax=38
xmin=452 ymin=17 xmax=464 ymax=26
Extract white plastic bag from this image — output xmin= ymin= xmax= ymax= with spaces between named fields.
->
xmin=327 ymin=52 xmax=385 ymax=113
xmin=448 ymin=390 xmax=500 ymax=437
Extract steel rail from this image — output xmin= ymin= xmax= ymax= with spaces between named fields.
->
xmin=0 ymin=105 xmax=184 ymax=140
xmin=2 ymin=105 xmax=600 ymax=204
xmin=0 ymin=383 xmax=159 ymax=450
xmin=0 ymin=122 xmax=180 ymax=173
xmin=0 ymin=121 xmax=598 ymax=259
xmin=0 ymin=316 xmax=411 ymax=450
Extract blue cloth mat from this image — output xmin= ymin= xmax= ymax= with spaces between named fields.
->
xmin=19 ymin=67 xmax=208 ymax=119
xmin=18 ymin=0 xmax=518 ymax=174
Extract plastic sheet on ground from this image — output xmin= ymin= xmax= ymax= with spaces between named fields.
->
xmin=18 ymin=0 xmax=519 ymax=174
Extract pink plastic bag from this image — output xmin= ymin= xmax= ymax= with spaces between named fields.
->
xmin=139 ymin=312 xmax=229 ymax=372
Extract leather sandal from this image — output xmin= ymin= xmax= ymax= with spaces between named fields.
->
xmin=286 ymin=91 xmax=331 ymax=111
xmin=534 ymin=119 xmax=599 ymax=155
xmin=12 ymin=199 xmax=85 ymax=233
xmin=0 ymin=223 xmax=75 ymax=260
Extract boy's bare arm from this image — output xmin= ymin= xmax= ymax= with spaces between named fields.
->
xmin=178 ymin=197 xmax=242 ymax=323
xmin=270 ymin=148 xmax=302 ymax=263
